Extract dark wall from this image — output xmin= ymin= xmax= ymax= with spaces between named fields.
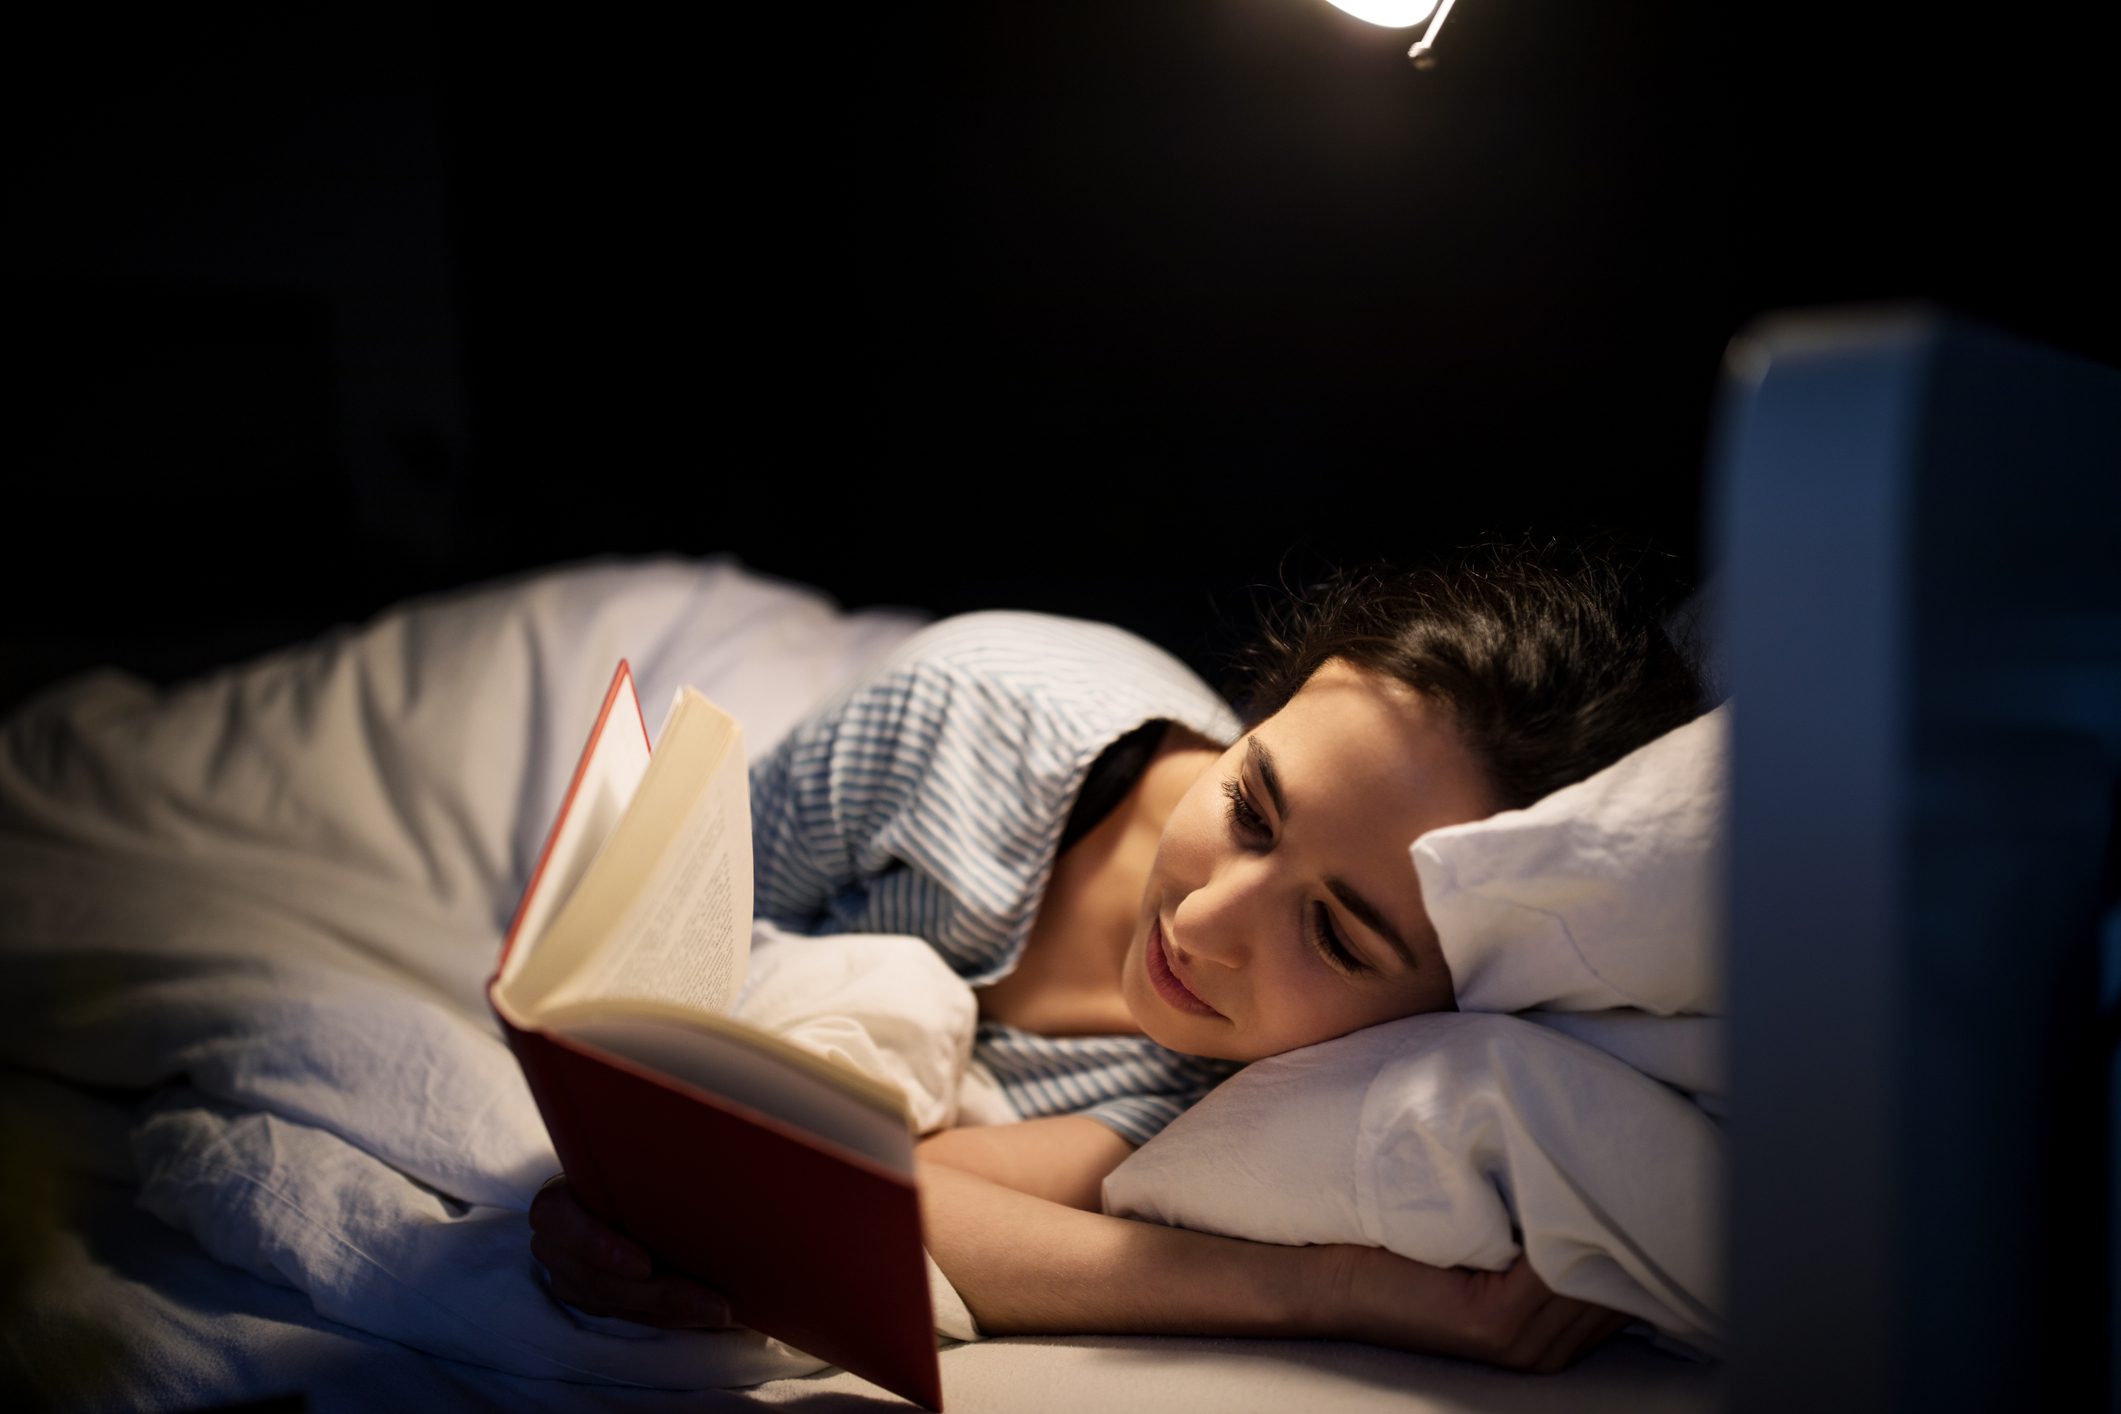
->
xmin=5 ymin=3 xmax=2111 ymax=710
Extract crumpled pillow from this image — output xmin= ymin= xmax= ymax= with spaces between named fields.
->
xmin=1101 ymin=1011 xmax=1724 ymax=1355
xmin=1412 ymin=702 xmax=1729 ymax=1016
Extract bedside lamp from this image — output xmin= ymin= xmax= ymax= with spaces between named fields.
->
xmin=1321 ymin=0 xmax=1460 ymax=67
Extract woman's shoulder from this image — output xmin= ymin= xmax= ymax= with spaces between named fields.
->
xmin=882 ymin=611 xmax=1219 ymax=699
xmin=893 ymin=609 xmax=1172 ymax=659
xmin=846 ymin=610 xmax=1241 ymax=766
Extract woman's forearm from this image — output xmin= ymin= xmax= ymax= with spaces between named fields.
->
xmin=914 ymin=1158 xmax=1608 ymax=1365
xmin=533 ymin=1161 xmax=1619 ymax=1370
xmin=917 ymin=1157 xmax=1345 ymax=1339
xmin=915 ymin=1115 xmax=1134 ymax=1211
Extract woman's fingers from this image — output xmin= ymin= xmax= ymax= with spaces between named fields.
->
xmin=1498 ymin=1278 xmax=1593 ymax=1369
xmin=533 ymin=1230 xmax=735 ymax=1328
xmin=1527 ymin=1300 xmax=1631 ymax=1374
xmin=528 ymin=1174 xmax=732 ymax=1328
xmin=1320 ymin=1244 xmax=1638 ymax=1372
xmin=529 ymin=1178 xmax=653 ymax=1279
xmin=1467 ymin=1257 xmax=1633 ymax=1373
xmin=549 ymin=1269 xmax=735 ymax=1328
xmin=1462 ymin=1256 xmax=1559 ymax=1363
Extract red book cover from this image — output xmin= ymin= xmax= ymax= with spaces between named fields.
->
xmin=489 ymin=661 xmax=944 ymax=1410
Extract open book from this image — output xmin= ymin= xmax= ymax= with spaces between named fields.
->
xmin=488 ymin=660 xmax=943 ymax=1411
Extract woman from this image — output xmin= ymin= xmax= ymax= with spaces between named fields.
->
xmin=529 ymin=542 xmax=1707 ymax=1373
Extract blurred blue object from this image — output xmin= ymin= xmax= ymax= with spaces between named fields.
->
xmin=1712 ymin=306 xmax=2121 ymax=1412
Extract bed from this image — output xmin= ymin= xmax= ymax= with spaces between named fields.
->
xmin=20 ymin=301 xmax=2116 ymax=1414
xmin=10 ymin=299 xmax=2115 ymax=1414
xmin=0 ymin=540 xmax=1729 ymax=1412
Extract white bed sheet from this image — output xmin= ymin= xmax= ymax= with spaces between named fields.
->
xmin=8 ymin=1067 xmax=1715 ymax=1414
xmin=1 ymin=554 xmax=1721 ymax=1412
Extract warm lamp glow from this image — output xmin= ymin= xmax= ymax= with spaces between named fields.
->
xmin=1321 ymin=0 xmax=1459 ymax=68
xmin=1322 ymin=0 xmax=1439 ymax=27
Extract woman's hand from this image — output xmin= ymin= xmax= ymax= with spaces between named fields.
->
xmin=1326 ymin=1244 xmax=1633 ymax=1373
xmin=527 ymin=1174 xmax=734 ymax=1328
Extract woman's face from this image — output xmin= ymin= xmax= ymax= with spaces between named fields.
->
xmin=1121 ymin=659 xmax=1503 ymax=1062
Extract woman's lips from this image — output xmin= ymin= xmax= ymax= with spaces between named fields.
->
xmin=1148 ymin=918 xmax=1224 ymax=1019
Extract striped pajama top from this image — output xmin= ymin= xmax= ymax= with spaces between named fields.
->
xmin=748 ymin=610 xmax=1246 ymax=1146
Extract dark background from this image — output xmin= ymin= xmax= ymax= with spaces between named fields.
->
xmin=5 ymin=1 xmax=2112 ymax=711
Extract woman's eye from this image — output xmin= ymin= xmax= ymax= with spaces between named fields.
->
xmin=1220 ymin=776 xmax=1368 ymax=975
xmin=1220 ymin=777 xmax=1268 ymax=837
xmin=1311 ymin=902 xmax=1369 ymax=974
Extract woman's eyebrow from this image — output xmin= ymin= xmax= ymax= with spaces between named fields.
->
xmin=1249 ymin=736 xmax=1418 ymax=970
xmin=1246 ymin=737 xmax=1287 ymax=817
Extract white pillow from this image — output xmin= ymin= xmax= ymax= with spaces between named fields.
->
xmin=1521 ymin=1009 xmax=1724 ymax=1118
xmin=1102 ymin=1012 xmax=1725 ymax=1355
xmin=1412 ymin=702 xmax=1730 ymax=1016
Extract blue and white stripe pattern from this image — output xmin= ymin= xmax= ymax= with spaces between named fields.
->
xmin=749 ymin=611 xmax=1245 ymax=1145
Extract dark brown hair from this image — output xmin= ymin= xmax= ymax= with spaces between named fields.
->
xmin=1225 ymin=540 xmax=1708 ymax=811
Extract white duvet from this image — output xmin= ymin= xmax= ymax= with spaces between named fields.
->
xmin=0 ymin=555 xmax=943 ymax=1389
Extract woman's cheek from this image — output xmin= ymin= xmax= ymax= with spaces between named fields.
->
xmin=1251 ymin=957 xmax=1314 ymax=1056
xmin=1284 ymin=969 xmax=1375 ymax=1055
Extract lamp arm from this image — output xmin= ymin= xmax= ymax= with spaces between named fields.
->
xmin=1407 ymin=0 xmax=1460 ymax=68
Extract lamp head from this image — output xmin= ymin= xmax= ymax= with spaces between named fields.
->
xmin=1321 ymin=0 xmax=1439 ymax=25
xmin=1320 ymin=0 xmax=1457 ymax=68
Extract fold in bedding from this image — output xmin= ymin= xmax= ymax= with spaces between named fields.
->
xmin=0 ymin=556 xmax=932 ymax=1390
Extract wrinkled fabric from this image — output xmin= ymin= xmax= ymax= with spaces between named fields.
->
xmin=1 ymin=554 xmax=943 ymax=1386
xmin=1104 ymin=1012 xmax=1723 ymax=1356
xmin=1412 ymin=703 xmax=1729 ymax=1021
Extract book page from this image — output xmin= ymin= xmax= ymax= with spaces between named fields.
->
xmin=549 ymin=1006 xmax=915 ymax=1174
xmin=527 ymin=686 xmax=753 ymax=1019
xmin=497 ymin=663 xmax=651 ymax=996
xmin=541 ymin=753 xmax=750 ymax=1016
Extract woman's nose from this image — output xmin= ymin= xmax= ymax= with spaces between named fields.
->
xmin=1172 ymin=858 xmax=1270 ymax=968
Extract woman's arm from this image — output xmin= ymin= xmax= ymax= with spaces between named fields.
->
xmin=914 ymin=1156 xmax=1625 ymax=1371
xmin=533 ymin=1116 xmax=1627 ymax=1371
xmin=914 ymin=1114 xmax=1133 ymax=1211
